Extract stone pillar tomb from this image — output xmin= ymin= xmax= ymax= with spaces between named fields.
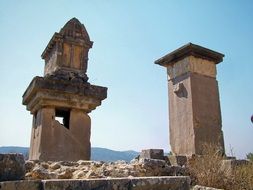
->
xmin=23 ymin=18 xmax=107 ymax=161
xmin=155 ymin=43 xmax=225 ymax=156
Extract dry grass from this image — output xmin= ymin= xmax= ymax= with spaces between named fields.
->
xmin=187 ymin=144 xmax=253 ymax=190
xmin=229 ymin=163 xmax=253 ymax=190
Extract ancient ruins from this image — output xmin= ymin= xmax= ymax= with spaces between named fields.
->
xmin=155 ymin=43 xmax=225 ymax=156
xmin=1 ymin=17 xmax=251 ymax=190
xmin=22 ymin=18 xmax=226 ymax=161
xmin=22 ymin=18 xmax=107 ymax=161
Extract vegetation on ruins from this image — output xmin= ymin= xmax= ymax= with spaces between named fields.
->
xmin=187 ymin=144 xmax=253 ymax=190
xmin=246 ymin=152 xmax=253 ymax=162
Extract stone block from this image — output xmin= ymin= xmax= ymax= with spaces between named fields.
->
xmin=131 ymin=176 xmax=190 ymax=190
xmin=168 ymin=155 xmax=187 ymax=166
xmin=140 ymin=149 xmax=164 ymax=160
xmin=41 ymin=176 xmax=190 ymax=190
xmin=42 ymin=178 xmax=131 ymax=190
xmin=0 ymin=176 xmax=190 ymax=190
xmin=222 ymin=159 xmax=249 ymax=171
xmin=0 ymin=154 xmax=25 ymax=182
xmin=0 ymin=180 xmax=41 ymax=190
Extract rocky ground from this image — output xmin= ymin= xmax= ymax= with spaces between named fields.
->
xmin=1 ymin=154 xmax=224 ymax=190
xmin=25 ymin=158 xmax=186 ymax=180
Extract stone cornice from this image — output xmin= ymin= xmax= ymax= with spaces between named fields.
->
xmin=22 ymin=76 xmax=107 ymax=113
xmin=155 ymin=43 xmax=224 ymax=67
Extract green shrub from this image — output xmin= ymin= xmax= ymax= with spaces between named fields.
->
xmin=246 ymin=152 xmax=253 ymax=162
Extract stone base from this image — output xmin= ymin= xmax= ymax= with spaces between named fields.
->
xmin=0 ymin=176 xmax=190 ymax=190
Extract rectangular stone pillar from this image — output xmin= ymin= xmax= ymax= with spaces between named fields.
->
xmin=155 ymin=43 xmax=225 ymax=156
xmin=69 ymin=109 xmax=91 ymax=160
xmin=29 ymin=108 xmax=55 ymax=160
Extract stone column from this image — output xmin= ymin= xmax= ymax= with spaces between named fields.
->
xmin=155 ymin=43 xmax=225 ymax=156
xmin=29 ymin=107 xmax=55 ymax=160
xmin=23 ymin=18 xmax=107 ymax=161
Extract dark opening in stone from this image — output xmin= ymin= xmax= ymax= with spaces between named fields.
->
xmin=55 ymin=109 xmax=70 ymax=129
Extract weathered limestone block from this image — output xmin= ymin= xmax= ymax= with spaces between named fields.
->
xmin=0 ymin=176 xmax=190 ymax=190
xmin=0 ymin=180 xmax=41 ymax=190
xmin=155 ymin=43 xmax=225 ymax=156
xmin=23 ymin=76 xmax=107 ymax=114
xmin=131 ymin=158 xmax=186 ymax=176
xmin=131 ymin=176 xmax=190 ymax=190
xmin=140 ymin=149 xmax=164 ymax=160
xmin=42 ymin=178 xmax=131 ymax=190
xmin=167 ymin=56 xmax=217 ymax=80
xmin=0 ymin=154 xmax=25 ymax=182
xmin=41 ymin=177 xmax=190 ymax=190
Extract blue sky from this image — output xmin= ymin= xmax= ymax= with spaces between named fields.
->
xmin=0 ymin=1 xmax=252 ymax=158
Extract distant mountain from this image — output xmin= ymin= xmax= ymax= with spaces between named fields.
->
xmin=0 ymin=146 xmax=139 ymax=162
xmin=0 ymin=146 xmax=29 ymax=160
xmin=0 ymin=146 xmax=29 ymax=154
xmin=91 ymin=147 xmax=139 ymax=162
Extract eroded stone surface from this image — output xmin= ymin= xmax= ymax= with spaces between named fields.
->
xmin=22 ymin=18 xmax=107 ymax=161
xmin=140 ymin=149 xmax=164 ymax=160
xmin=155 ymin=43 xmax=225 ymax=156
xmin=0 ymin=154 xmax=25 ymax=182
xmin=0 ymin=177 xmax=190 ymax=190
xmin=166 ymin=56 xmax=217 ymax=80
xmin=24 ymin=159 xmax=186 ymax=180
xmin=0 ymin=180 xmax=42 ymax=190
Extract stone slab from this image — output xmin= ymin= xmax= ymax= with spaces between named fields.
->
xmin=130 ymin=176 xmax=190 ymax=190
xmin=154 ymin=43 xmax=224 ymax=67
xmin=0 ymin=176 xmax=191 ymax=190
xmin=0 ymin=180 xmax=41 ymax=190
xmin=22 ymin=76 xmax=107 ymax=114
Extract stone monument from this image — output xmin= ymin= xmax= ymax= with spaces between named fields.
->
xmin=23 ymin=18 xmax=107 ymax=161
xmin=155 ymin=43 xmax=225 ymax=156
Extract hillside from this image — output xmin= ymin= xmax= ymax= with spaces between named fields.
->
xmin=0 ymin=146 xmax=139 ymax=162
xmin=91 ymin=147 xmax=139 ymax=162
